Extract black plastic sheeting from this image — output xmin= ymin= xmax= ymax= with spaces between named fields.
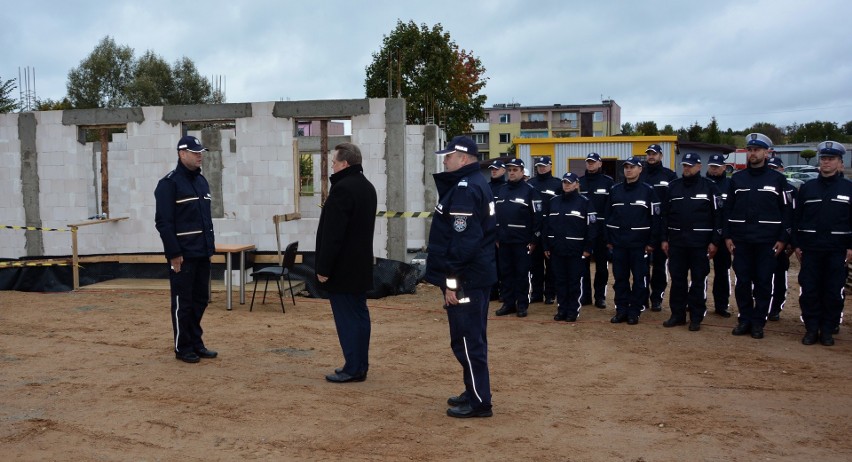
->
xmin=0 ymin=252 xmax=424 ymax=299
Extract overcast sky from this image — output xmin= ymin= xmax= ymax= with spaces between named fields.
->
xmin=3 ymin=0 xmax=851 ymax=133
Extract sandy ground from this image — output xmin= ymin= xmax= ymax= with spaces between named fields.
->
xmin=1 ymin=262 xmax=850 ymax=462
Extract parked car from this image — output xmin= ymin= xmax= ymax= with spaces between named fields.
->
xmin=785 ymin=165 xmax=818 ymax=177
xmin=790 ymin=172 xmax=818 ymax=180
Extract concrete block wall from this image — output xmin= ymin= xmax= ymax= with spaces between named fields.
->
xmin=405 ymin=125 xmax=427 ymax=251
xmin=0 ymin=98 xmax=435 ymax=263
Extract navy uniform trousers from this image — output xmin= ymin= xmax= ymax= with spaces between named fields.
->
xmin=445 ymin=287 xmax=492 ymax=411
xmin=732 ymin=241 xmax=778 ymax=328
xmin=667 ymin=246 xmax=710 ymax=323
xmin=711 ymin=245 xmax=732 ymax=312
xmin=648 ymin=248 xmax=668 ymax=306
xmin=611 ymin=246 xmax=649 ymax=317
xmin=530 ymin=244 xmax=555 ymax=301
xmin=329 ymin=292 xmax=371 ymax=376
xmin=769 ymin=252 xmax=790 ymax=317
xmin=169 ymin=257 xmax=211 ymax=355
xmin=498 ymin=243 xmax=531 ymax=311
xmin=582 ymin=237 xmax=609 ymax=304
xmin=799 ymin=250 xmax=847 ymax=334
xmin=551 ymin=253 xmax=586 ymax=318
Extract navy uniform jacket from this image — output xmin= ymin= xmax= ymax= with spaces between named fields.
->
xmin=543 ymin=190 xmax=598 ymax=256
xmin=425 ymin=162 xmax=497 ymax=291
xmin=662 ymin=175 xmax=723 ymax=248
xmin=639 ymin=163 xmax=677 ymax=205
xmin=495 ymin=179 xmax=542 ymax=245
xmin=154 ymin=160 xmax=215 ymax=260
xmin=580 ymin=170 xmax=614 ymax=236
xmin=605 ymin=180 xmax=661 ymax=248
xmin=489 ymin=176 xmax=506 ymax=199
xmin=706 ymin=172 xmax=731 ymax=208
xmin=528 ymin=172 xmax=562 ymax=214
xmin=722 ymin=165 xmax=793 ymax=244
xmin=315 ymin=164 xmax=378 ymax=293
xmin=793 ymin=173 xmax=852 ymax=252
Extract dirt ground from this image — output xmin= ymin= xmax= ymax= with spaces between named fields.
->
xmin=1 ymin=262 xmax=850 ymax=462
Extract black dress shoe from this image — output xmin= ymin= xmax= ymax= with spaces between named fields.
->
xmin=195 ymin=348 xmax=218 ymax=359
xmin=662 ymin=317 xmax=686 ymax=328
xmin=611 ymin=313 xmax=627 ymax=323
xmin=566 ymin=315 xmax=578 ymax=322
xmin=544 ymin=297 xmax=554 ymax=305
xmin=732 ymin=322 xmax=751 ymax=336
xmin=325 ymin=371 xmax=367 ymax=383
xmin=714 ymin=309 xmax=732 ymax=318
xmin=801 ymin=331 xmax=819 ymax=345
xmin=750 ymin=327 xmax=764 ymax=339
xmin=553 ymin=313 xmax=568 ymax=321
xmin=768 ymin=313 xmax=780 ymax=322
xmin=495 ymin=305 xmax=516 ymax=316
xmin=688 ymin=322 xmax=701 ymax=331
xmin=446 ymin=403 xmax=493 ymax=418
xmin=175 ymin=352 xmax=201 ymax=363
xmin=651 ymin=302 xmax=662 ymax=312
xmin=833 ymin=325 xmax=840 ymax=335
xmin=334 ymin=367 xmax=369 ymax=379
xmin=627 ymin=315 xmax=639 ymax=325
xmin=516 ymin=310 xmax=528 ymax=318
xmin=820 ymin=332 xmax=835 ymax=346
xmin=594 ymin=299 xmax=607 ymax=309
xmin=447 ymin=393 xmax=469 ymax=407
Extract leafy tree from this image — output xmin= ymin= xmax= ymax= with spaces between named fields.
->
xmin=687 ymin=121 xmax=703 ymax=141
xmin=786 ymin=120 xmax=844 ymax=143
xmin=0 ymin=76 xmax=17 ymax=113
xmin=364 ymin=20 xmax=487 ymax=138
xmin=620 ymin=122 xmax=634 ymax=135
xmin=634 ymin=120 xmax=659 ymax=136
xmin=799 ymin=149 xmax=816 ymax=165
xmin=705 ymin=117 xmax=721 ymax=144
xmin=35 ymin=97 xmax=74 ymax=111
xmin=67 ymin=36 xmax=134 ymax=108
xmin=126 ymin=51 xmax=174 ymax=106
xmin=661 ymin=124 xmax=675 ymax=135
xmin=746 ymin=122 xmax=785 ymax=145
xmin=171 ymin=57 xmax=221 ymax=105
xmin=844 ymin=120 xmax=852 ymax=137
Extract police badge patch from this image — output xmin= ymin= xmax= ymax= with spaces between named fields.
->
xmin=453 ymin=216 xmax=468 ymax=232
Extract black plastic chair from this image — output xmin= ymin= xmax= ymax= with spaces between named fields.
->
xmin=250 ymin=241 xmax=298 ymax=313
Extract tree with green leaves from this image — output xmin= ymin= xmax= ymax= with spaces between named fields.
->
xmin=67 ymin=36 xmax=223 ymax=109
xmin=786 ymin=120 xmax=845 ymax=144
xmin=746 ymin=122 xmax=785 ymax=145
xmin=686 ymin=121 xmax=703 ymax=142
xmin=0 ymin=76 xmax=18 ymax=113
xmin=705 ymin=117 xmax=721 ymax=144
xmin=620 ymin=122 xmax=634 ymax=135
xmin=634 ymin=121 xmax=659 ymax=136
xmin=799 ymin=149 xmax=816 ymax=165
xmin=661 ymin=124 xmax=675 ymax=136
xmin=364 ymin=20 xmax=487 ymax=138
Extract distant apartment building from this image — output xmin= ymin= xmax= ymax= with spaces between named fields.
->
xmin=466 ymin=100 xmax=621 ymax=159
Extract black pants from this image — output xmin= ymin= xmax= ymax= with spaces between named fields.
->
xmin=551 ymin=253 xmax=586 ymax=318
xmin=798 ymin=250 xmax=846 ymax=334
xmin=498 ymin=243 xmax=531 ymax=310
xmin=769 ymin=252 xmax=790 ymax=316
xmin=612 ymin=246 xmax=649 ymax=317
xmin=169 ymin=257 xmax=211 ymax=355
xmin=445 ymin=287 xmax=492 ymax=411
xmin=329 ymin=292 xmax=371 ymax=375
xmin=711 ymin=245 xmax=732 ymax=312
xmin=648 ymin=247 xmax=668 ymax=305
xmin=667 ymin=246 xmax=710 ymax=323
xmin=530 ymin=243 xmax=554 ymax=301
xmin=582 ymin=237 xmax=609 ymax=303
xmin=731 ymin=241 xmax=778 ymax=328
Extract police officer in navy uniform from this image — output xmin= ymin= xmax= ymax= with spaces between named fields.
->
xmin=154 ymin=135 xmax=217 ymax=364
xmin=544 ymin=172 xmax=598 ymax=322
xmin=660 ymin=153 xmax=723 ymax=331
xmin=488 ymin=160 xmax=507 ymax=301
xmin=424 ymin=136 xmax=496 ymax=418
xmin=494 ymin=158 xmax=542 ymax=318
xmin=639 ymin=144 xmax=677 ymax=312
xmin=606 ymin=156 xmax=661 ymax=325
xmin=527 ymin=156 xmax=562 ymax=305
xmin=705 ymin=154 xmax=733 ymax=318
xmin=792 ymin=141 xmax=851 ymax=346
xmin=765 ymin=156 xmax=797 ymax=322
xmin=579 ymin=152 xmax=615 ymax=308
xmin=724 ymin=133 xmax=793 ymax=340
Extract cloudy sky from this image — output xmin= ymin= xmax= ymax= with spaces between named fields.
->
xmin=3 ymin=0 xmax=851 ymax=132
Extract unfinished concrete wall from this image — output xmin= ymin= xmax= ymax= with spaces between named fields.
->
xmin=0 ymin=98 xmax=438 ymax=264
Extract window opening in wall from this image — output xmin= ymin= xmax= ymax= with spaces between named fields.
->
xmin=77 ymin=125 xmax=127 ymax=219
xmin=499 ymin=113 xmax=511 ymax=124
xmin=299 ymin=153 xmax=315 ymax=196
xmin=499 ymin=133 xmax=511 ymax=143
xmin=181 ymin=120 xmax=237 ymax=219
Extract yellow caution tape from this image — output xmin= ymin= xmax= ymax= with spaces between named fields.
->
xmin=376 ymin=211 xmax=434 ymax=218
xmin=2 ymin=224 xmax=69 ymax=232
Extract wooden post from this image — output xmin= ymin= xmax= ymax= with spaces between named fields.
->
xmin=293 ymin=139 xmax=301 ymax=214
xmin=320 ymin=120 xmax=329 ymax=204
xmin=71 ymin=226 xmax=79 ymax=290
xmin=99 ymin=128 xmax=109 ymax=218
